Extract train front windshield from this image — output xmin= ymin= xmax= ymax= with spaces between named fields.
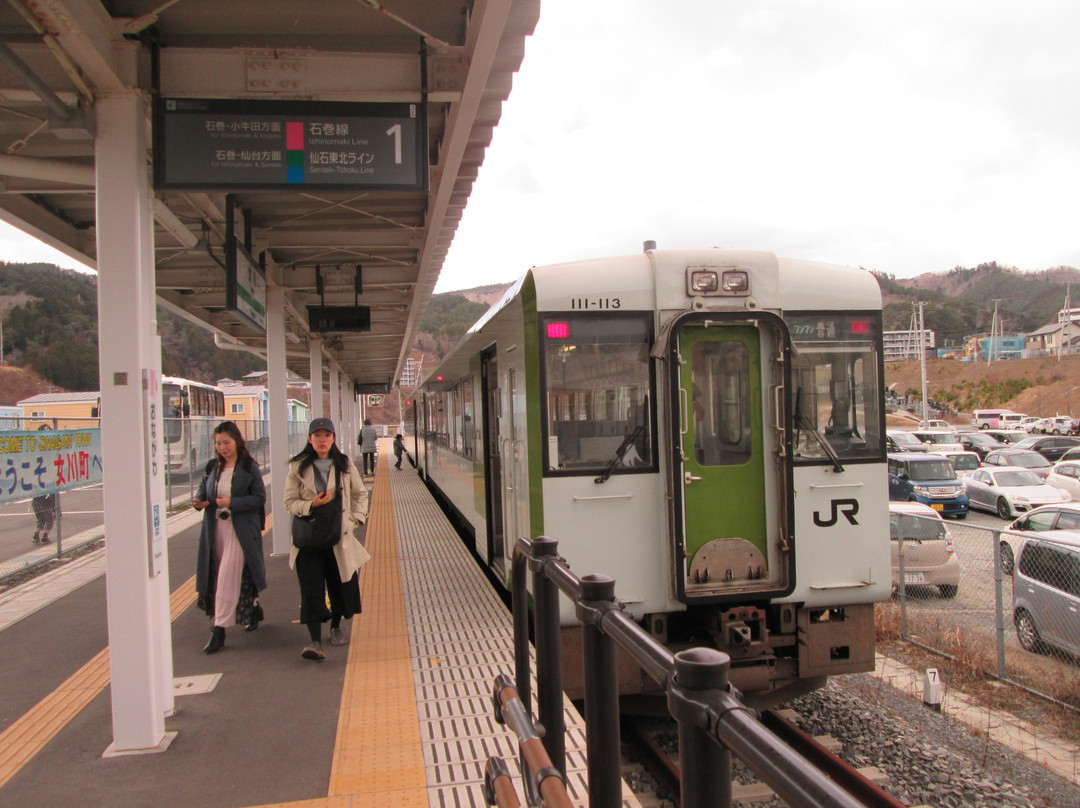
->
xmin=788 ymin=313 xmax=884 ymax=462
xmin=541 ymin=314 xmax=655 ymax=474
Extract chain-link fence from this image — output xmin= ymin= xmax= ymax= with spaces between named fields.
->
xmin=887 ymin=509 xmax=1080 ymax=711
xmin=0 ymin=484 xmax=106 ymax=583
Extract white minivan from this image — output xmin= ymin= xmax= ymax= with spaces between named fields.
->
xmin=972 ymin=409 xmax=1024 ymax=429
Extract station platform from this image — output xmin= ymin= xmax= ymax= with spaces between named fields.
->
xmin=0 ymin=445 xmax=625 ymax=808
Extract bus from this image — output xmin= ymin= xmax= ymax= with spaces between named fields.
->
xmin=163 ymin=376 xmax=225 ymax=475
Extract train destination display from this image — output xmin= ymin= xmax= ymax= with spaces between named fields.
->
xmin=154 ymin=99 xmax=426 ymax=190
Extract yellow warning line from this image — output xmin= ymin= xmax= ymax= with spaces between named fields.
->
xmin=0 ymin=575 xmax=198 ymax=789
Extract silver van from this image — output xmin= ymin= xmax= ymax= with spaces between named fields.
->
xmin=1012 ymin=534 xmax=1080 ymax=657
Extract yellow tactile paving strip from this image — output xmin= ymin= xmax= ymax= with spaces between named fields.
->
xmin=325 ymin=449 xmax=427 ymax=807
xmin=0 ymin=576 xmax=198 ymax=790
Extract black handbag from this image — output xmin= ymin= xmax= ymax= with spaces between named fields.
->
xmin=291 ymin=466 xmax=342 ymax=550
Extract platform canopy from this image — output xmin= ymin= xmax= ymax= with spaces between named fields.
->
xmin=0 ymin=0 xmax=539 ymax=388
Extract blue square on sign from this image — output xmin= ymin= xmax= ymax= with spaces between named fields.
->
xmin=287 ymin=166 xmax=305 ymax=184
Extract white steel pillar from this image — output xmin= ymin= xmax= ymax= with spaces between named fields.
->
xmin=265 ymin=277 xmax=291 ymax=557
xmin=329 ymin=362 xmax=340 ymax=427
xmin=339 ymin=375 xmax=354 ymax=450
xmin=95 ymin=91 xmax=172 ymax=754
xmin=308 ymin=338 xmax=323 ymax=419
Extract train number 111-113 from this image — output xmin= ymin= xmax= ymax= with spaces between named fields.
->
xmin=569 ymin=298 xmax=620 ymax=310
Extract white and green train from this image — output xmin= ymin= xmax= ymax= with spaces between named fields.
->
xmin=413 ymin=246 xmax=890 ymax=707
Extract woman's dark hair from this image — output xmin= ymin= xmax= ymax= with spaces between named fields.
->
xmin=213 ymin=421 xmax=253 ymax=468
xmin=290 ymin=436 xmax=350 ymax=475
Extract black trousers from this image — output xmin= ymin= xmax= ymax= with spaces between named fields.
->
xmin=295 ymin=546 xmax=361 ymax=624
xmin=362 ymin=451 xmax=376 ymax=474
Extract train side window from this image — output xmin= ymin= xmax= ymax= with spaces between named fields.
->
xmin=541 ymin=313 xmax=655 ymax=475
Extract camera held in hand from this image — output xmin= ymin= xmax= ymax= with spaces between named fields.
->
xmin=217 ymin=508 xmax=231 ymax=521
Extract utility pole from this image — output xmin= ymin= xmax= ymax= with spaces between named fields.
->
xmin=918 ymin=302 xmax=929 ymax=424
xmin=1060 ymin=285 xmax=1071 ymax=361
xmin=987 ymin=300 xmax=1002 ymax=366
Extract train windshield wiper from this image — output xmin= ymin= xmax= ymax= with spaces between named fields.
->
xmin=794 ymin=387 xmax=845 ymax=473
xmin=594 ymin=424 xmax=646 ymax=484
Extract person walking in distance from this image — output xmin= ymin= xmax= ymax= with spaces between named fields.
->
xmin=193 ymin=421 xmax=268 ymax=654
xmin=31 ymin=424 xmax=58 ymax=544
xmin=393 ymin=433 xmax=405 ymax=470
xmin=285 ymin=418 xmax=369 ymax=660
xmin=358 ymin=418 xmax=378 ymax=475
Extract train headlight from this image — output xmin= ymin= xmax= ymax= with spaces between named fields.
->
xmin=722 ymin=270 xmax=749 ymax=292
xmin=689 ymin=270 xmax=719 ymax=293
xmin=686 ymin=267 xmax=751 ymax=296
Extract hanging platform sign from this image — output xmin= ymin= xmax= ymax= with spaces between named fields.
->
xmin=153 ymin=99 xmax=427 ymax=191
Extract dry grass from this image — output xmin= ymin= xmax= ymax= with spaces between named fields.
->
xmin=874 ymin=603 xmax=1080 ymax=745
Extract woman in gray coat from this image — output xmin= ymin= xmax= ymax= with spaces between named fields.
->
xmin=358 ymin=418 xmax=378 ymax=475
xmin=194 ymin=421 xmax=267 ymax=654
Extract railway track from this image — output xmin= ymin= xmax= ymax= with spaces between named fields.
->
xmin=622 ymin=708 xmax=910 ymax=808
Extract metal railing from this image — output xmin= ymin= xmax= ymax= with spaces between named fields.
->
xmin=489 ymin=535 xmax=868 ymax=808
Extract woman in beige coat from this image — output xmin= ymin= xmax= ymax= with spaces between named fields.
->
xmin=284 ymin=418 xmax=369 ymax=661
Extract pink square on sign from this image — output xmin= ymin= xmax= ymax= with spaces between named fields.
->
xmin=286 ymin=122 xmax=304 ymax=150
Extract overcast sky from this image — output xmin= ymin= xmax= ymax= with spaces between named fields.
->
xmin=1 ymin=1 xmax=1077 ymax=294
xmin=434 ymin=0 xmax=1080 ymax=292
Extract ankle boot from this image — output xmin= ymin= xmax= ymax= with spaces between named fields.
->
xmin=245 ymin=602 xmax=264 ymax=632
xmin=203 ymin=626 xmax=225 ymax=654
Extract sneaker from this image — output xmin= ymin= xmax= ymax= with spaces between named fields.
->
xmin=302 ymin=642 xmax=325 ymax=661
xmin=329 ymin=627 xmax=347 ymax=646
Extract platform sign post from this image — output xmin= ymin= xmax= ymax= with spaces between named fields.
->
xmin=142 ymin=369 xmax=165 ymax=578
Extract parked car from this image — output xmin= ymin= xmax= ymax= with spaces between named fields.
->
xmin=1045 ymin=461 xmax=1080 ymax=501
xmin=981 ymin=448 xmax=1054 ymax=478
xmin=888 ymin=452 xmax=969 ymax=518
xmin=982 ymin=429 xmax=1029 ymax=445
xmin=1013 ymin=533 xmax=1080 ymax=656
xmin=972 ymin=409 xmax=1021 ymax=430
xmin=919 ymin=419 xmax=951 ymax=429
xmin=1044 ymin=416 xmax=1075 ymax=435
xmin=1016 ymin=416 xmax=1042 ymax=431
xmin=1010 ymin=435 xmax=1080 ymax=462
xmin=889 ymin=502 xmax=960 ymax=599
xmin=964 ymin=466 xmax=1071 ymax=520
xmin=1009 ymin=502 xmax=1080 ymax=532
xmin=1059 ymin=446 xmax=1080 ymax=463
xmin=1000 ymin=503 xmax=1080 ymax=574
xmin=909 ymin=429 xmax=964 ymax=454
xmin=1023 ymin=418 xmax=1053 ymax=434
xmin=886 ymin=430 xmax=930 ymax=453
xmin=958 ymin=431 xmax=1008 ymax=460
xmin=931 ymin=450 xmax=981 ymax=478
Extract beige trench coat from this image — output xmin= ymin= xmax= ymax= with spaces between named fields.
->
xmin=283 ymin=457 xmax=370 ymax=582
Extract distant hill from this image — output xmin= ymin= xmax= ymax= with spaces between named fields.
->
xmin=0 ymin=262 xmax=264 ymax=392
xmin=874 ymin=262 xmax=1080 ymax=349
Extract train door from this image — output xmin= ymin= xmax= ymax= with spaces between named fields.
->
xmin=480 ymin=347 xmax=505 ymax=569
xmin=672 ymin=315 xmax=789 ymax=600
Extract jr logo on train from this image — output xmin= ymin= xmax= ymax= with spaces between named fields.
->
xmin=412 ymin=247 xmax=889 ymax=708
